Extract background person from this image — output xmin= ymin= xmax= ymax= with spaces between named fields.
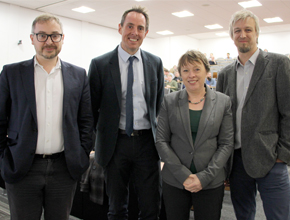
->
xmin=205 ymin=72 xmax=216 ymax=89
xmin=165 ymin=75 xmax=178 ymax=92
xmin=156 ymin=50 xmax=234 ymax=220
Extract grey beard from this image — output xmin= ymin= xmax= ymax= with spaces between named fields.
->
xmin=238 ymin=46 xmax=251 ymax=53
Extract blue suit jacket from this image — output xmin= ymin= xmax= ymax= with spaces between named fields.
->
xmin=0 ymin=58 xmax=93 ymax=183
xmin=88 ymin=46 xmax=164 ymax=167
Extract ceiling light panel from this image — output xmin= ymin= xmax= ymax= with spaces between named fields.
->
xmin=205 ymin=24 xmax=223 ymax=30
xmin=172 ymin=10 xmax=194 ymax=18
xmin=263 ymin=17 xmax=283 ymax=23
xmin=72 ymin=6 xmax=95 ymax=14
xmin=238 ymin=1 xmax=262 ymax=8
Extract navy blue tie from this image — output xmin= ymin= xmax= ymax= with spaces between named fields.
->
xmin=125 ymin=56 xmax=135 ymax=137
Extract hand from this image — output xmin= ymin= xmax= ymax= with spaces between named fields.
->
xmin=276 ymin=158 xmax=285 ymax=163
xmin=183 ymin=174 xmax=202 ymax=193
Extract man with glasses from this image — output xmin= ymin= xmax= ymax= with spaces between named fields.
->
xmin=0 ymin=14 xmax=93 ymax=220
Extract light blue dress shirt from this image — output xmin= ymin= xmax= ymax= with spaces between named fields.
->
xmin=118 ymin=45 xmax=150 ymax=130
xmin=235 ymin=48 xmax=259 ymax=149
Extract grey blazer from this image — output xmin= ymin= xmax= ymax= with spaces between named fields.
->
xmin=216 ymin=49 xmax=290 ymax=178
xmin=156 ymin=86 xmax=234 ymax=190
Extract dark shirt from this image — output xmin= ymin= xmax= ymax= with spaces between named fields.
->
xmin=189 ymin=109 xmax=202 ymax=173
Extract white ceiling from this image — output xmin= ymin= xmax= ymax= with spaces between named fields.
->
xmin=2 ymin=0 xmax=290 ymax=39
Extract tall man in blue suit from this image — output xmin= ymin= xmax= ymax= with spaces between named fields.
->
xmin=216 ymin=9 xmax=290 ymax=220
xmin=88 ymin=7 xmax=164 ymax=220
xmin=0 ymin=14 xmax=93 ymax=220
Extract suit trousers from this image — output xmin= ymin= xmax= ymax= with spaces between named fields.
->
xmin=104 ymin=130 xmax=161 ymax=220
xmin=162 ymin=181 xmax=224 ymax=220
xmin=230 ymin=149 xmax=290 ymax=220
xmin=5 ymin=154 xmax=77 ymax=220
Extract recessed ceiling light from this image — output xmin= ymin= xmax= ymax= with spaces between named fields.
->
xmin=238 ymin=0 xmax=262 ymax=8
xmin=72 ymin=6 xmax=95 ymax=14
xmin=216 ymin=32 xmax=229 ymax=36
xmin=205 ymin=24 xmax=223 ymax=30
xmin=263 ymin=17 xmax=283 ymax=23
xmin=156 ymin=30 xmax=174 ymax=35
xmin=172 ymin=10 xmax=194 ymax=18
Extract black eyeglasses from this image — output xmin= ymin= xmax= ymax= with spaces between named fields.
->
xmin=33 ymin=33 xmax=63 ymax=42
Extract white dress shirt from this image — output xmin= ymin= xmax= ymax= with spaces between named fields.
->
xmin=34 ymin=57 xmax=64 ymax=154
xmin=118 ymin=45 xmax=150 ymax=130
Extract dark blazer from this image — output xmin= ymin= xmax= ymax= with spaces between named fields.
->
xmin=88 ymin=46 xmax=164 ymax=167
xmin=156 ymin=86 xmax=234 ymax=190
xmin=0 ymin=58 xmax=93 ymax=184
xmin=216 ymin=49 xmax=290 ymax=178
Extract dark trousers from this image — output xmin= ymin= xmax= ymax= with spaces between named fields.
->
xmin=104 ymin=130 xmax=161 ymax=220
xmin=230 ymin=149 xmax=290 ymax=220
xmin=6 ymin=154 xmax=77 ymax=220
xmin=162 ymin=181 xmax=224 ymax=220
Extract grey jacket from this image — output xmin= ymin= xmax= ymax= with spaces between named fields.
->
xmin=216 ymin=49 xmax=290 ymax=178
xmin=156 ymin=86 xmax=234 ymax=190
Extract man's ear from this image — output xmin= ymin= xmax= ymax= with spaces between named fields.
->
xmin=30 ymin=34 xmax=34 ymax=45
xmin=118 ymin=23 xmax=122 ymax=35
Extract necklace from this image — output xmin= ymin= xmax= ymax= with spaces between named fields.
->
xmin=188 ymin=92 xmax=207 ymax=104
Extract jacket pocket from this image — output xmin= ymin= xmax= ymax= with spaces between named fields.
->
xmin=7 ymin=130 xmax=18 ymax=147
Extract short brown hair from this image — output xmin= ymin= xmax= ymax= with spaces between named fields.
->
xmin=120 ymin=6 xmax=149 ymax=31
xmin=178 ymin=50 xmax=210 ymax=74
xmin=32 ymin=14 xmax=63 ymax=33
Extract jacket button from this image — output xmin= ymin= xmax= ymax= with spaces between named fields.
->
xmin=190 ymin=152 xmax=193 ymax=155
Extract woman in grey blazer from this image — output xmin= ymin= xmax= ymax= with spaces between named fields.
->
xmin=156 ymin=50 xmax=234 ymax=220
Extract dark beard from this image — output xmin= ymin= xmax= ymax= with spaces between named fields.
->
xmin=207 ymin=77 xmax=212 ymax=81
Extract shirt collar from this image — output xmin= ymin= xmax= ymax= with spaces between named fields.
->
xmin=236 ymin=48 xmax=259 ymax=70
xmin=34 ymin=56 xmax=61 ymax=69
xmin=118 ymin=44 xmax=141 ymax=62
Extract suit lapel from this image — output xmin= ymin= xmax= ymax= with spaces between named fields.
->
xmin=141 ymin=50 xmax=151 ymax=104
xmin=244 ymin=50 xmax=268 ymax=106
xmin=61 ymin=60 xmax=70 ymax=117
xmin=228 ymin=64 xmax=237 ymax=113
xmin=21 ymin=58 xmax=37 ymax=124
xmin=194 ymin=86 xmax=215 ymax=148
xmin=110 ymin=48 xmax=122 ymax=108
xmin=178 ymin=90 xmax=194 ymax=148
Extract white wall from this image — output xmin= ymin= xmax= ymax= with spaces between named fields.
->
xmin=197 ymin=32 xmax=290 ymax=60
xmin=1 ymin=1 xmax=290 ymax=72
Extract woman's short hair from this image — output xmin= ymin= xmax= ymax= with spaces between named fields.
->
xmin=178 ymin=50 xmax=210 ymax=74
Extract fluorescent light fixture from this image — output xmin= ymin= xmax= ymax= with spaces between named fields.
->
xmin=238 ymin=0 xmax=262 ymax=8
xmin=205 ymin=24 xmax=223 ymax=30
xmin=72 ymin=6 xmax=95 ymax=13
xmin=172 ymin=10 xmax=194 ymax=18
xmin=156 ymin=30 xmax=174 ymax=35
xmin=263 ymin=17 xmax=283 ymax=23
xmin=215 ymin=32 xmax=229 ymax=36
